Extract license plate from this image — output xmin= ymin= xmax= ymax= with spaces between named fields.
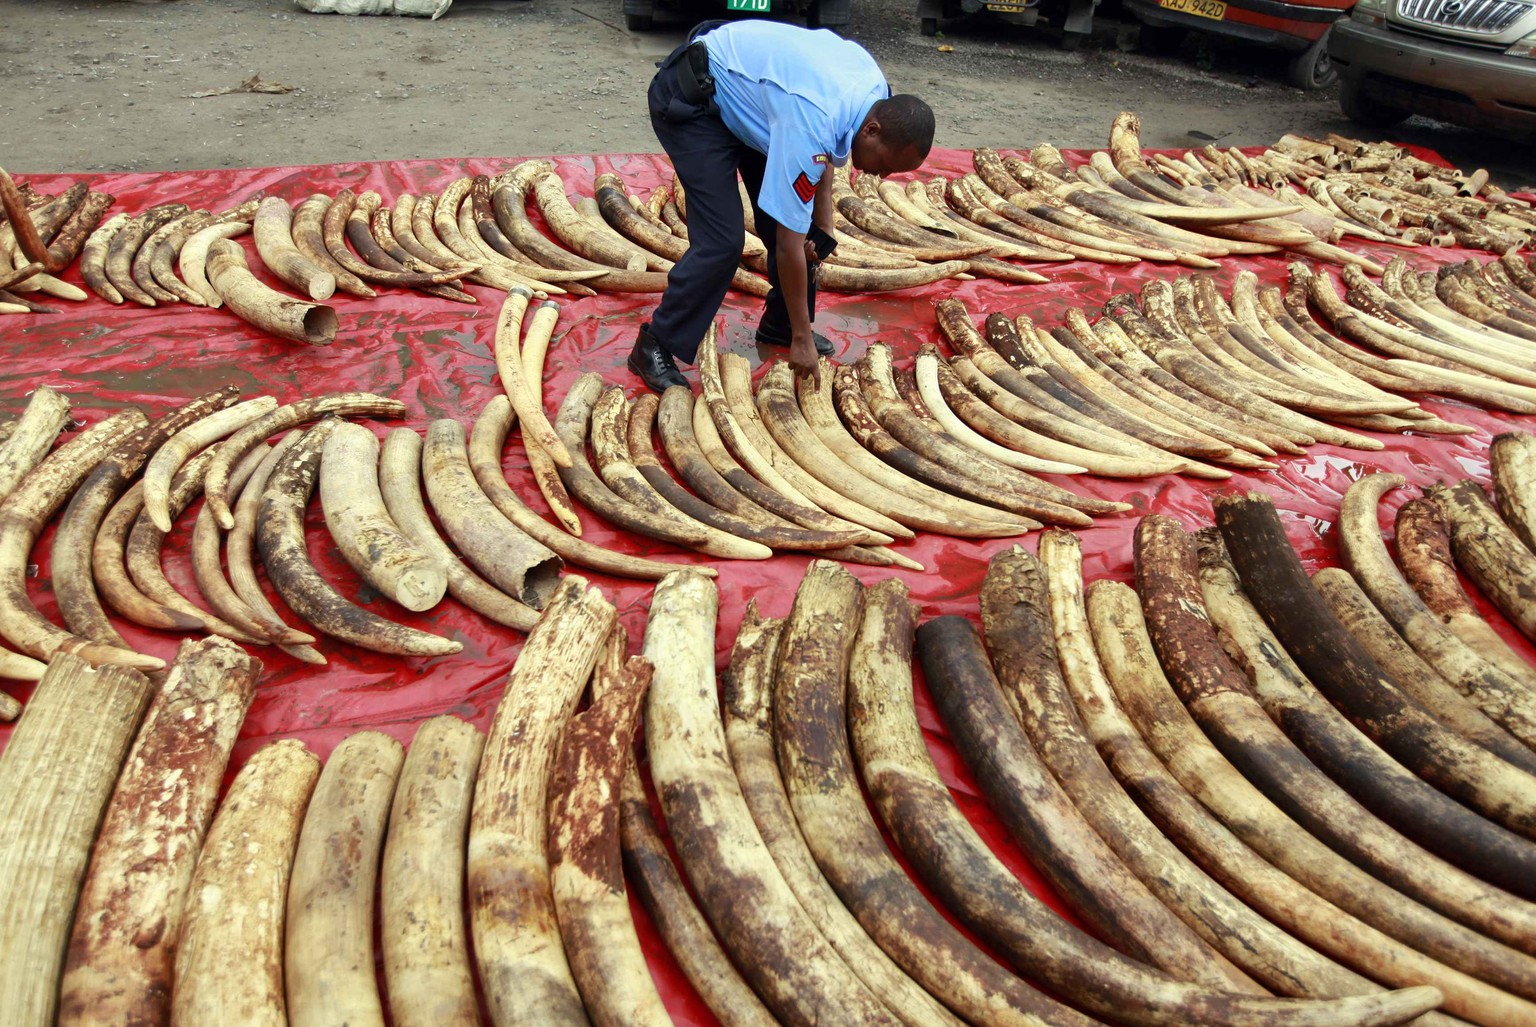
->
xmin=1158 ymin=0 xmax=1226 ymax=19
xmin=727 ymin=0 xmax=771 ymax=10
xmin=987 ymin=3 xmax=1029 ymax=10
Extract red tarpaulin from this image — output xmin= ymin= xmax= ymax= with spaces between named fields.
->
xmin=2 ymin=148 xmax=1533 ymax=1025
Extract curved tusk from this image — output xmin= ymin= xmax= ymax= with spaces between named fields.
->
xmin=179 ymin=220 xmax=250 ymax=309
xmin=189 ymin=441 xmax=315 ymax=645
xmin=205 ymin=239 xmax=337 ymax=345
xmin=420 ymin=418 xmax=564 ymax=608
xmin=252 ymin=196 xmax=336 ymax=301
xmin=225 ymin=433 xmax=327 ymax=662
xmin=0 ymin=408 xmax=161 ymax=670
xmin=378 ymin=428 xmax=539 ymax=632
xmin=320 ymin=422 xmax=448 ymax=613
xmin=256 ymin=420 xmax=462 ymax=657
xmin=204 ymin=391 xmax=406 ymax=531
xmin=143 ymin=395 xmax=278 ymax=534
xmin=466 ymin=396 xmax=702 ymax=581
xmin=291 ymin=194 xmax=376 ymax=299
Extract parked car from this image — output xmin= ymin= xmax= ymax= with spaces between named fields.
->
xmin=1329 ymin=0 xmax=1536 ymax=133
xmin=623 ymin=0 xmax=851 ymax=31
xmin=914 ymin=0 xmax=1100 ymax=50
xmin=1122 ymin=0 xmax=1351 ymax=88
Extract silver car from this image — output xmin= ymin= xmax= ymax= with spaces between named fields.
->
xmin=1329 ymin=0 xmax=1536 ymax=133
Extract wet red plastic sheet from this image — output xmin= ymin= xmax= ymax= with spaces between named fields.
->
xmin=3 ymin=148 xmax=1536 ymax=1024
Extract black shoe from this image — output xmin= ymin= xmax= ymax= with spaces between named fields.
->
xmin=755 ymin=324 xmax=835 ymax=356
xmin=628 ymin=325 xmax=688 ymax=394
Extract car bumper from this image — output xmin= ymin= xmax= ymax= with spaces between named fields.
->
xmin=1125 ymin=0 xmax=1347 ymax=46
xmin=1331 ymin=17 xmax=1536 ymax=128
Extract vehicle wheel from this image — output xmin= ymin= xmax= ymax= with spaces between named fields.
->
xmin=921 ymin=16 xmax=939 ymax=35
xmin=1286 ymin=28 xmax=1338 ymax=90
xmin=626 ymin=12 xmax=653 ymax=30
xmin=1339 ymin=77 xmax=1410 ymax=128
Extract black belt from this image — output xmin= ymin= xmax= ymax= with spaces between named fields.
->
xmin=675 ymin=41 xmax=715 ymax=106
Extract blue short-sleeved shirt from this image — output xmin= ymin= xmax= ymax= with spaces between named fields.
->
xmin=703 ymin=20 xmax=889 ymax=234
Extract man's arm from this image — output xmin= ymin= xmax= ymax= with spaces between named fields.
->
xmin=812 ymin=166 xmax=835 ymax=240
xmin=774 ymin=222 xmax=820 ymax=387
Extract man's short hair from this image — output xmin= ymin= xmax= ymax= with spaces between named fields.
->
xmin=875 ymin=95 xmax=935 ymax=158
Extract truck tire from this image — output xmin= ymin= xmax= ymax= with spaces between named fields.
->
xmin=1286 ymin=29 xmax=1338 ymax=90
xmin=1339 ymin=77 xmax=1409 ymax=128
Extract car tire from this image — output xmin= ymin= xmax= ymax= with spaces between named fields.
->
xmin=626 ymin=12 xmax=653 ymax=29
xmin=1339 ymin=77 xmax=1410 ymax=128
xmin=1286 ymin=28 xmax=1338 ymax=90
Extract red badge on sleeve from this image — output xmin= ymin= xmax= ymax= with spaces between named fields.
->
xmin=792 ymin=171 xmax=817 ymax=204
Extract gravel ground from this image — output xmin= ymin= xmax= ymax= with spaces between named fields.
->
xmin=0 ymin=0 xmax=1531 ymax=188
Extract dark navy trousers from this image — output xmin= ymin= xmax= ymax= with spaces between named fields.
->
xmin=646 ymin=46 xmax=817 ymax=365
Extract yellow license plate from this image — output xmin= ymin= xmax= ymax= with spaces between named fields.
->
xmin=987 ymin=3 xmax=1029 ymax=11
xmin=1158 ymin=0 xmax=1227 ymax=19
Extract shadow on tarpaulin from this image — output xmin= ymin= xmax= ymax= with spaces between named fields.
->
xmin=2 ymin=144 xmax=1533 ymax=1026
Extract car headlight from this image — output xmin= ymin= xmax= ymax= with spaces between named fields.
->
xmin=1507 ymin=31 xmax=1536 ymax=57
xmin=1352 ymin=0 xmax=1388 ymax=25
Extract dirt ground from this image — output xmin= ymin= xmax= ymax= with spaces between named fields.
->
xmin=1 ymin=0 xmax=1532 ymax=189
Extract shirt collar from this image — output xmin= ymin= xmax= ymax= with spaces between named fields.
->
xmin=832 ymin=89 xmax=887 ymax=166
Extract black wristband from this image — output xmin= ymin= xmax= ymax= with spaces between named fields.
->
xmin=808 ymin=223 xmax=837 ymax=261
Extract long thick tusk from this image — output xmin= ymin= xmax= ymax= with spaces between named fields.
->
xmin=172 ymin=740 xmax=320 ymax=1026
xmin=470 ymin=577 xmax=613 ymax=1026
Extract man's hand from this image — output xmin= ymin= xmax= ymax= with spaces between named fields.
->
xmin=789 ymin=330 xmax=821 ymax=389
xmin=803 ymin=238 xmax=820 ymax=266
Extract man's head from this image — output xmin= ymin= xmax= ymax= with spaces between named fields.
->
xmin=851 ymin=95 xmax=934 ymax=177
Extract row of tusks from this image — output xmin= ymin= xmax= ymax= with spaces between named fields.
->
xmin=16 ymin=454 xmax=1536 ymax=1026
xmin=1269 ymin=133 xmax=1536 ymax=253
xmin=1298 ymin=250 xmax=1536 ymax=412
xmin=855 ymin=112 xmax=1530 ymax=287
xmin=0 ymin=288 xmax=1116 ymax=702
xmin=0 ymin=373 xmax=656 ymax=691
xmin=933 ymin=245 xmax=1536 ymax=479
xmin=6 ymin=116 xmax=1530 ymax=330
